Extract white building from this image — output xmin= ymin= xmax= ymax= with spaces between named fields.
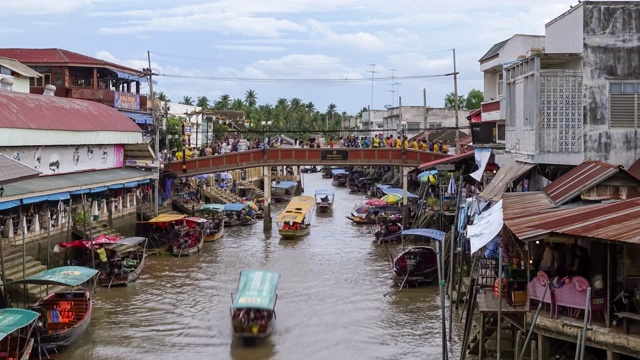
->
xmin=382 ymin=106 xmax=471 ymax=138
xmin=0 ymin=57 xmax=42 ymax=93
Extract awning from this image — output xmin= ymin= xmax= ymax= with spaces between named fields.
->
xmin=138 ymin=179 xmax=150 ymax=184
xmin=0 ymin=200 xmax=20 ymax=211
xmin=47 ymin=192 xmax=70 ymax=201
xmin=478 ymin=160 xmax=535 ymax=202
xmin=123 ymin=181 xmax=139 ymax=188
xmin=91 ymin=186 xmax=108 ymax=193
xmin=70 ymin=189 xmax=89 ymax=195
xmin=418 ymin=151 xmax=474 ymax=170
xmin=23 ymin=195 xmax=48 ymax=204
xmin=109 ymin=184 xmax=124 ymax=189
xmin=111 ymin=70 xmax=155 ymax=84
xmin=121 ymin=111 xmax=153 ymax=124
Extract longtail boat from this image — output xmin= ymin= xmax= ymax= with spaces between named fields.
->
xmin=194 ymin=204 xmax=225 ymax=242
xmin=230 ymin=269 xmax=280 ymax=340
xmin=0 ymin=308 xmax=40 ymax=360
xmin=314 ymin=189 xmax=335 ymax=213
xmin=172 ymin=217 xmax=206 ymax=257
xmin=277 ymin=196 xmax=315 ymax=239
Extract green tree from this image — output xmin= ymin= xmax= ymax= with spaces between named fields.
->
xmin=215 ymin=94 xmax=231 ymax=110
xmin=157 ymin=91 xmax=170 ymax=102
xmin=464 ymin=89 xmax=484 ymax=110
xmin=244 ymin=89 xmax=257 ymax=108
xmin=179 ymin=96 xmax=194 ymax=106
xmin=231 ymin=98 xmax=244 ymax=111
xmin=444 ymin=92 xmax=465 ymax=110
xmin=196 ymin=96 xmax=210 ymax=109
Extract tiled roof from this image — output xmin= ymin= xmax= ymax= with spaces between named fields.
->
xmin=0 ymin=154 xmax=41 ymax=184
xmin=479 ymin=39 xmax=509 ymax=62
xmin=0 ymin=48 xmax=143 ymax=74
xmin=0 ymin=91 xmax=142 ymax=132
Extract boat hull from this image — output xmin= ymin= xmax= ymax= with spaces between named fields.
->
xmin=204 ymin=228 xmax=224 ymax=242
xmin=393 ymin=246 xmax=439 ymax=287
xmin=232 ymin=321 xmax=275 ymax=340
xmin=279 ymin=228 xmax=310 ymax=239
xmin=316 ymin=204 xmax=332 ymax=213
xmin=99 ymin=255 xmax=146 ymax=287
xmin=346 ymin=216 xmax=376 ymax=225
xmin=173 ymin=237 xmax=205 ymax=257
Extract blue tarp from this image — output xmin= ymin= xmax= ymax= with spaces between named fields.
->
xmin=396 ymin=228 xmax=446 ymax=241
xmin=47 ymin=192 xmax=70 ymax=201
xmin=273 ymin=181 xmax=298 ymax=189
xmin=90 ymin=187 xmax=108 ymax=193
xmin=121 ymin=111 xmax=153 ymax=124
xmin=138 ymin=179 xmax=150 ymax=184
xmin=376 ymin=184 xmax=392 ymax=190
xmin=22 ymin=195 xmax=48 ymax=205
xmin=70 ymin=189 xmax=89 ymax=195
xmin=380 ymin=187 xmax=418 ymax=198
xmin=109 ymin=184 xmax=124 ymax=189
xmin=331 ymin=169 xmax=346 ymax=175
xmin=124 ymin=181 xmax=139 ymax=188
xmin=224 ymin=203 xmax=247 ymax=212
xmin=0 ymin=200 xmax=20 ymax=211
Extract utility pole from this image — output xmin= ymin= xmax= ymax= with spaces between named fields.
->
xmin=147 ymin=50 xmax=159 ymax=216
xmin=423 ymin=88 xmax=428 ymax=142
xmin=388 ymin=69 xmax=397 ymax=106
xmin=453 ymin=48 xmax=460 ymax=154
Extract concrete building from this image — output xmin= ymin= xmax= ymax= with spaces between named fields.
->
xmin=382 ymin=106 xmax=471 ymax=139
xmin=0 ymin=57 xmax=42 ymax=93
xmin=360 ymin=110 xmax=386 ymax=136
xmin=500 ymin=1 xmax=640 ymax=167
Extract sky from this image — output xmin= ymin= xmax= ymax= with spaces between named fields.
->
xmin=0 ymin=0 xmax=577 ymax=114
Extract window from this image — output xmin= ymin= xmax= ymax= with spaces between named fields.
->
xmin=29 ymin=74 xmax=51 ymax=87
xmin=498 ymin=73 xmax=504 ymax=97
xmin=0 ymin=66 xmax=10 ymax=76
xmin=497 ymin=123 xmax=506 ymax=142
xmin=610 ymin=82 xmax=640 ymax=128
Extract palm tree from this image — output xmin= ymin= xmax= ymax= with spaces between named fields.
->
xmin=179 ymin=96 xmax=194 ymax=106
xmin=326 ymin=103 xmax=337 ymax=131
xmin=231 ymin=98 xmax=244 ymax=111
xmin=157 ymin=91 xmax=170 ymax=102
xmin=215 ymin=94 xmax=231 ymax=110
xmin=244 ymin=89 xmax=258 ymax=109
xmin=196 ymin=96 xmax=210 ymax=109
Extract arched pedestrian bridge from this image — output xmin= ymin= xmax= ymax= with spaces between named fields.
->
xmin=163 ymin=148 xmax=449 ymax=177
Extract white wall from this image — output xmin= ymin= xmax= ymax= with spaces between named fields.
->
xmin=0 ymin=75 xmax=30 ymax=93
xmin=483 ymin=72 xmax=499 ymax=100
xmin=499 ymin=35 xmax=546 ymax=64
xmin=545 ymin=5 xmax=584 ymax=54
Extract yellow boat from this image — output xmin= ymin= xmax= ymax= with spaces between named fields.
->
xmin=277 ymin=196 xmax=315 ymax=239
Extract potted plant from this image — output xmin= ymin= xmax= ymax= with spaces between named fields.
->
xmin=72 ymin=210 xmax=89 ymax=227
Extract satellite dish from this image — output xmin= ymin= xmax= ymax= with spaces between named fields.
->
xmin=384 ymin=104 xmax=392 ymax=110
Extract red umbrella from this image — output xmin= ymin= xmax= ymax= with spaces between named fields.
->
xmin=365 ymin=199 xmax=387 ymax=207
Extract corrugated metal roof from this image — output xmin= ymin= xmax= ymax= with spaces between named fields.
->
xmin=0 ymin=167 xmax=154 ymax=202
xmin=0 ymin=48 xmax=143 ymax=74
xmin=505 ymin=198 xmax=640 ymax=244
xmin=0 ymin=57 xmax=41 ymax=77
xmin=542 ymin=161 xmax=622 ymax=205
xmin=627 ymin=157 xmax=640 ymax=181
xmin=418 ymin=151 xmax=473 ymax=169
xmin=479 ymin=39 xmax=509 ymax=62
xmin=479 ymin=161 xmax=535 ymax=202
xmin=0 ymin=91 xmax=142 ymax=132
xmin=0 ymin=154 xmax=41 ymax=184
xmin=502 ymin=192 xmax=557 ymax=221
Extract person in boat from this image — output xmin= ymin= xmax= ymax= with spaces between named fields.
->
xmin=321 ymin=195 xmax=330 ymax=203
xmin=282 ymin=222 xmax=290 ymax=230
xmin=96 ymin=245 xmax=109 ymax=276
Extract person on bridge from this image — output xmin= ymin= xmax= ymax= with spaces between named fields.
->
xmin=175 ymin=150 xmax=184 ymax=161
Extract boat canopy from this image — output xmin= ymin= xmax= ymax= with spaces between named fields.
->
xmin=148 ymin=214 xmax=187 ymax=223
xmin=393 ymin=228 xmax=446 ymax=241
xmin=184 ymin=216 xmax=209 ymax=224
xmin=58 ymin=234 xmax=123 ymax=249
xmin=379 ymin=187 xmax=419 ymax=198
xmin=277 ymin=196 xmax=315 ymax=223
xmin=273 ymin=181 xmax=298 ymax=189
xmin=0 ymin=309 xmax=39 ymax=340
xmin=314 ymin=189 xmax=335 ymax=196
xmin=197 ymin=204 xmax=225 ymax=213
xmin=6 ymin=266 xmax=98 ymax=287
xmin=231 ymin=269 xmax=280 ymax=311
xmin=331 ymin=169 xmax=346 ymax=175
xmin=224 ymin=203 xmax=249 ymax=212
xmin=110 ymin=236 xmax=147 ymax=247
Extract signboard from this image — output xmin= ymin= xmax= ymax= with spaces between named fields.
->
xmin=184 ymin=126 xmax=192 ymax=135
xmin=470 ymin=122 xmax=495 ymax=145
xmin=2 ymin=145 xmax=125 ymax=175
xmin=114 ymin=91 xmax=140 ymax=111
xmin=320 ymin=150 xmax=349 ymax=161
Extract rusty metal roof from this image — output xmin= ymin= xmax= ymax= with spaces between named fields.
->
xmin=627 ymin=157 xmax=640 ymax=181
xmin=0 ymin=91 xmax=142 ymax=132
xmin=418 ymin=151 xmax=473 ymax=169
xmin=502 ymin=192 xmax=556 ymax=221
xmin=0 ymin=48 xmax=143 ymax=74
xmin=0 ymin=154 xmax=40 ymax=185
xmin=543 ymin=161 xmax=629 ymax=205
xmin=479 ymin=160 xmax=535 ymax=202
xmin=505 ymin=198 xmax=640 ymax=244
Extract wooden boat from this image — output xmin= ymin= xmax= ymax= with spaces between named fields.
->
xmin=271 ymin=181 xmax=298 ymax=203
xmin=98 ymin=237 xmax=147 ymax=287
xmin=374 ymin=221 xmax=403 ymax=243
xmin=172 ymin=217 xmax=206 ymax=257
xmin=0 ymin=308 xmax=40 ymax=360
xmin=322 ymin=166 xmax=342 ymax=179
xmin=314 ymin=189 xmax=335 ymax=213
xmin=224 ymin=203 xmax=257 ymax=227
xmin=332 ymin=172 xmax=349 ymax=187
xmin=277 ymin=196 xmax=315 ymax=239
xmin=393 ymin=246 xmax=438 ymax=287
xmin=147 ymin=213 xmax=188 ymax=251
xmin=194 ymin=204 xmax=225 ymax=242
xmin=230 ymin=269 xmax=280 ymax=340
xmin=7 ymin=266 xmax=99 ymax=357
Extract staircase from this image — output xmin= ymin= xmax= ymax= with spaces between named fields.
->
xmin=1 ymin=252 xmax=67 ymax=303
xmin=71 ymin=220 xmax=124 ymax=240
xmin=202 ymin=186 xmax=239 ymax=204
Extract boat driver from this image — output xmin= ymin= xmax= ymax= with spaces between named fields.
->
xmin=321 ymin=195 xmax=330 ymax=203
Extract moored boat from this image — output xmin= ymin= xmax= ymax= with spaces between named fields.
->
xmin=314 ymin=189 xmax=335 ymax=213
xmin=271 ymin=181 xmax=299 ymax=203
xmin=331 ymin=171 xmax=348 ymax=187
xmin=147 ymin=214 xmax=188 ymax=251
xmin=172 ymin=217 xmax=206 ymax=257
xmin=98 ymin=237 xmax=147 ymax=287
xmin=0 ymin=308 xmax=40 ymax=360
xmin=230 ymin=269 xmax=280 ymax=340
xmin=277 ymin=196 xmax=315 ymax=239
xmin=5 ymin=266 xmax=99 ymax=358
xmin=393 ymin=246 xmax=438 ymax=287
xmin=224 ymin=203 xmax=257 ymax=227
xmin=374 ymin=220 xmax=403 ymax=243
xmin=194 ymin=204 xmax=225 ymax=242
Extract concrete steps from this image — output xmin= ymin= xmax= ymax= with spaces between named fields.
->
xmin=0 ymin=252 xmax=68 ymax=303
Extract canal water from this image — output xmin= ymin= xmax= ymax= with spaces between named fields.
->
xmin=60 ymin=173 xmax=465 ymax=360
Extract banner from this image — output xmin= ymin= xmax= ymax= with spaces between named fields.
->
xmin=470 ymin=147 xmax=492 ymax=182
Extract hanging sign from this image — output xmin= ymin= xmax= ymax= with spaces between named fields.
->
xmin=321 ymin=150 xmax=349 ymax=161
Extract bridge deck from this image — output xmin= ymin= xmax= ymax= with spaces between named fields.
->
xmin=163 ymin=148 xmax=448 ymax=177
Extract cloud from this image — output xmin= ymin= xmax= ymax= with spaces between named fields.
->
xmin=0 ymin=0 xmax=93 ymax=15
xmin=0 ymin=28 xmax=23 ymax=34
xmin=215 ymin=45 xmax=286 ymax=52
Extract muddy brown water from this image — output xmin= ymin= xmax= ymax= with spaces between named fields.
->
xmin=59 ymin=173 xmax=465 ymax=360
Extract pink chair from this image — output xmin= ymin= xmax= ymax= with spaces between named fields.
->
xmin=553 ymin=276 xmax=607 ymax=325
xmin=528 ymin=271 xmax=555 ymax=316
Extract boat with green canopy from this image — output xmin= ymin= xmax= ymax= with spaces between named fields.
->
xmin=194 ymin=203 xmax=225 ymax=242
xmin=230 ymin=269 xmax=280 ymax=340
xmin=5 ymin=266 xmax=99 ymax=358
xmin=0 ymin=308 xmax=40 ymax=360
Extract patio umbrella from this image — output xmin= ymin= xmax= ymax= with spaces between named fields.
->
xmin=365 ymin=199 xmax=387 ymax=207
xmin=417 ymin=170 xmax=438 ymax=180
xmin=381 ymin=193 xmax=402 ymax=204
xmin=219 ymin=172 xmax=232 ymax=180
xmin=447 ymin=173 xmax=457 ymax=195
xmin=354 ymin=205 xmax=369 ymax=214
xmin=419 ymin=174 xmax=437 ymax=184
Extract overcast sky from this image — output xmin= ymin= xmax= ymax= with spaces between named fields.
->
xmin=1 ymin=0 xmax=576 ymax=114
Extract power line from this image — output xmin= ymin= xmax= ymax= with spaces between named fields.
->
xmin=158 ymin=72 xmax=448 ymax=83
